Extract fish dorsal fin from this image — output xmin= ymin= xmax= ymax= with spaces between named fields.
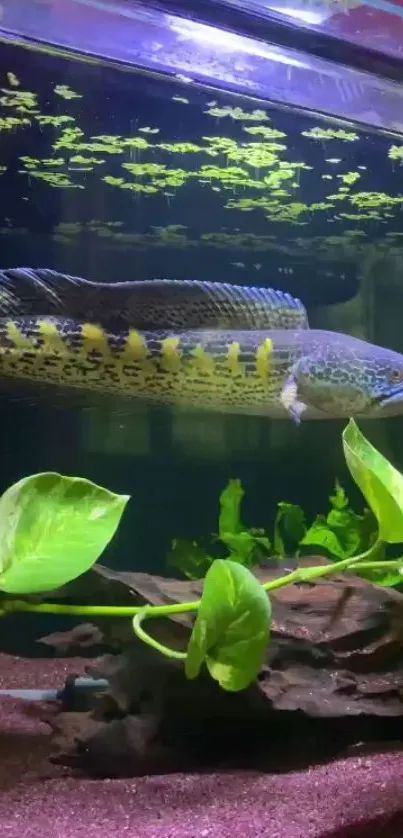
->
xmin=0 ymin=269 xmax=309 ymax=330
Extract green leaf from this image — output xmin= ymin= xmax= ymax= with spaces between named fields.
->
xmin=325 ymin=508 xmax=363 ymax=558
xmin=273 ymin=502 xmax=306 ymax=558
xmin=168 ymin=538 xmax=214 ymax=580
xmin=218 ymin=479 xmax=244 ymax=537
xmin=301 ymin=517 xmax=345 ymax=559
xmin=185 ymin=559 xmax=271 ymax=692
xmin=0 ymin=472 xmax=129 ymax=594
xmin=353 ymin=564 xmax=402 ymax=588
xmin=342 ymin=419 xmax=403 ymax=543
xmin=220 ymin=530 xmax=256 ymax=564
xmin=329 ymin=480 xmax=349 ymax=511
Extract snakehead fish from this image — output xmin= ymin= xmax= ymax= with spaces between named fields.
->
xmin=1 ymin=267 xmax=403 ymax=422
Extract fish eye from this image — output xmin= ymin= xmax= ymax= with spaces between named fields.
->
xmin=390 ymin=369 xmax=403 ymax=383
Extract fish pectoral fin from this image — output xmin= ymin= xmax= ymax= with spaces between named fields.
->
xmin=280 ymin=375 xmax=308 ymax=424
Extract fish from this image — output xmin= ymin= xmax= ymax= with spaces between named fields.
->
xmin=1 ymin=268 xmax=403 ymax=423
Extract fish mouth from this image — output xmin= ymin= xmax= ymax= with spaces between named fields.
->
xmin=373 ymin=383 xmax=403 ymax=413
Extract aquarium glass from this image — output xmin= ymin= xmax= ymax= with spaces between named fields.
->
xmin=0 ymin=2 xmax=402 ymax=598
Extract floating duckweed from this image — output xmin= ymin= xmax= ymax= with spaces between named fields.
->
xmin=202 ymin=136 xmax=239 ymax=156
xmin=6 ymin=73 xmax=20 ymax=88
xmin=157 ymin=142 xmax=203 ymax=153
xmin=151 ymin=224 xmax=189 ymax=243
xmin=339 ymin=212 xmax=380 ymax=221
xmin=138 ymin=126 xmax=160 ymax=134
xmin=171 ymin=96 xmax=189 ymax=104
xmin=264 ymin=169 xmax=295 ymax=186
xmin=19 ymin=170 xmax=83 ymax=188
xmin=102 ymin=175 xmax=158 ymax=193
xmin=19 ymin=155 xmax=66 ymax=170
xmin=103 ymin=176 xmax=125 ymax=186
xmin=69 ymin=155 xmax=105 ymax=166
xmin=337 ymin=171 xmax=361 ymax=186
xmin=54 ymin=84 xmax=82 ymax=100
xmin=122 ymin=163 xmax=168 ymax=177
xmin=326 ymin=193 xmax=349 ymax=202
xmin=0 ymin=116 xmax=30 ymax=130
xmin=36 ymin=115 xmax=75 ymax=127
xmin=205 ymin=105 xmax=269 ymax=121
xmin=52 ymin=126 xmax=85 ymax=150
xmin=388 ymin=145 xmax=403 ymax=162
xmin=2 ymin=68 xmax=403 ymax=233
xmin=235 ymin=145 xmax=280 ymax=168
xmin=0 ymin=87 xmax=38 ymax=113
xmin=198 ymin=164 xmax=253 ymax=187
xmin=309 ymin=202 xmax=332 ymax=212
xmin=350 ymin=191 xmax=403 ymax=209
xmin=243 ymin=125 xmax=286 ymax=139
xmin=302 ymin=127 xmax=359 ymax=141
xmin=123 ymin=183 xmax=158 ymax=193
xmin=122 ymin=137 xmax=150 ymax=150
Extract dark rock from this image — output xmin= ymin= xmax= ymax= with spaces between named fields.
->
xmin=41 ymin=558 xmax=403 ymax=776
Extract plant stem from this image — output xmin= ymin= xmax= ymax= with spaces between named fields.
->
xmin=132 ymin=611 xmax=187 ymax=660
xmin=1 ymin=599 xmax=201 ymax=618
xmin=1 ymin=540 xmax=398 ymax=626
xmin=262 ymin=538 xmax=386 ymax=593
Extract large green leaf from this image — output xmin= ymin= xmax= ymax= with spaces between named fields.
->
xmin=342 ymin=419 xmax=403 ymax=543
xmin=0 ymin=472 xmax=129 ymax=594
xmin=185 ymin=559 xmax=271 ymax=692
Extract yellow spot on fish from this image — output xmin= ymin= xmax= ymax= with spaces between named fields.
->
xmin=190 ymin=344 xmax=215 ymax=375
xmin=6 ymin=321 xmax=34 ymax=350
xmin=160 ymin=336 xmax=182 ymax=373
xmin=81 ymin=322 xmax=111 ymax=357
xmin=256 ymin=337 xmax=273 ymax=381
xmin=227 ymin=341 xmax=242 ymax=377
xmin=122 ymin=329 xmax=148 ymax=362
xmin=37 ymin=319 xmax=66 ymax=354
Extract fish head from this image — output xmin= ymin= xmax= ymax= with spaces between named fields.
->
xmin=363 ymin=344 xmax=403 ymax=417
xmin=281 ymin=337 xmax=403 ymax=422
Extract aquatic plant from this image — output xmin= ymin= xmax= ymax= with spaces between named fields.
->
xmin=0 ymin=472 xmax=129 ymax=594
xmin=1 ymin=65 xmax=402 ymax=236
xmin=301 ymin=127 xmax=359 ymax=142
xmin=169 ymin=475 xmax=377 ymax=581
xmin=1 ymin=421 xmax=403 ymax=693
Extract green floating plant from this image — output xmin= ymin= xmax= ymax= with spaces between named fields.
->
xmin=54 ymin=84 xmax=82 ymax=100
xmin=302 ymin=127 xmax=359 ymax=142
xmin=388 ymin=145 xmax=403 ymax=162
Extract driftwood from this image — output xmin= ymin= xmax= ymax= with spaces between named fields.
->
xmin=40 ymin=558 xmax=403 ymax=776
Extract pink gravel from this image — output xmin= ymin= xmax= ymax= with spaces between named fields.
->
xmin=0 ymin=654 xmax=402 ymax=838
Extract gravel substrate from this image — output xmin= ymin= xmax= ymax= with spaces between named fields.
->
xmin=0 ymin=653 xmax=402 ymax=838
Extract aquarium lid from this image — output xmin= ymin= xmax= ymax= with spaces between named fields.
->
xmin=1 ymin=0 xmax=403 ymax=134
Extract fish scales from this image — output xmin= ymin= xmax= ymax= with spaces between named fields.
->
xmin=1 ymin=316 xmax=403 ymax=420
xmin=0 ymin=270 xmax=309 ymax=330
xmin=1 ymin=271 xmax=403 ymax=422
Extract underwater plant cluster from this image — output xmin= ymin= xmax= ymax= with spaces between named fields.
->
xmin=1 ymin=419 xmax=403 ymax=693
